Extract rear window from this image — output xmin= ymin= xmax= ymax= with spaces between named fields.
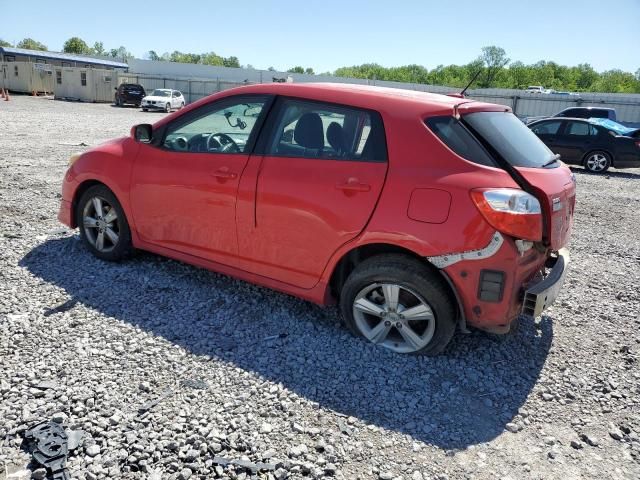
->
xmin=463 ymin=112 xmax=556 ymax=168
xmin=425 ymin=117 xmax=496 ymax=167
xmin=123 ymin=84 xmax=143 ymax=92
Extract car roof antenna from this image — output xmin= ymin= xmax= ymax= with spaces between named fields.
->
xmin=460 ymin=69 xmax=483 ymax=97
xmin=446 ymin=69 xmax=482 ymax=99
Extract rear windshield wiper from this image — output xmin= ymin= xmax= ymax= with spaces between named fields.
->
xmin=541 ymin=154 xmax=561 ymax=168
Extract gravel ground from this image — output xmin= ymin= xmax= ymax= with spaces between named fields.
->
xmin=1 ymin=95 xmax=639 ymax=480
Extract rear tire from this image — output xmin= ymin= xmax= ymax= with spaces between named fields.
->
xmin=142 ymin=108 xmax=148 ymax=112
xmin=76 ymin=185 xmax=133 ymax=262
xmin=339 ymin=254 xmax=456 ymax=355
xmin=584 ymin=150 xmax=611 ymax=173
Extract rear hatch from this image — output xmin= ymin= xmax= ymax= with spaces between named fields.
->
xmin=462 ymin=110 xmax=576 ymax=250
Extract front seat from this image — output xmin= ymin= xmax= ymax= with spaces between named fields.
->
xmin=294 ymin=112 xmax=324 ymax=156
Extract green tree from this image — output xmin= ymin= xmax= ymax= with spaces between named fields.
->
xmin=147 ymin=50 xmax=160 ymax=61
xmin=223 ymin=56 xmax=240 ymax=68
xmin=0 ymin=39 xmax=12 ymax=47
xmin=65 ymin=37 xmax=93 ymax=54
xmin=93 ymin=41 xmax=105 ymax=56
xmin=590 ymin=69 xmax=639 ymax=93
xmin=287 ymin=66 xmax=305 ymax=74
xmin=63 ymin=37 xmax=90 ymax=54
xmin=17 ymin=37 xmax=47 ymax=51
xmin=477 ymin=45 xmax=510 ymax=87
xmin=110 ymin=46 xmax=131 ymax=60
xmin=304 ymin=67 xmax=315 ymax=75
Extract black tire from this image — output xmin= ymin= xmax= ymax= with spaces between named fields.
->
xmin=583 ymin=150 xmax=611 ymax=173
xmin=76 ymin=184 xmax=133 ymax=261
xmin=180 ymin=102 xmax=185 ymax=109
xmin=165 ymin=103 xmax=171 ymax=113
xmin=339 ymin=254 xmax=456 ymax=355
xmin=115 ymin=95 xmax=121 ymax=106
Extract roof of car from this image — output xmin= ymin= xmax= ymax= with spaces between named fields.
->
xmin=248 ymin=82 xmax=466 ymax=105
xmin=559 ymin=106 xmax=614 ymax=111
xmin=153 ymin=82 xmax=510 ymax=130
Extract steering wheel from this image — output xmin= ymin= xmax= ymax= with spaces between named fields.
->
xmin=206 ymin=132 xmax=240 ymax=153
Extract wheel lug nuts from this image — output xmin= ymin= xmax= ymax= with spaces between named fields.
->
xmin=396 ymin=322 xmax=402 ymax=329
xmin=384 ymin=321 xmax=391 ymax=327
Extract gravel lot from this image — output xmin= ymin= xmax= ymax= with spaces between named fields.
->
xmin=1 ymin=95 xmax=639 ymax=480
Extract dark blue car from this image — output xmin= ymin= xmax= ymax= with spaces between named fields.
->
xmin=528 ymin=117 xmax=640 ymax=173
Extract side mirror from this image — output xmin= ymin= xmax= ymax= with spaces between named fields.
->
xmin=131 ymin=124 xmax=152 ymax=143
xmin=114 ymin=87 xmax=117 ymax=90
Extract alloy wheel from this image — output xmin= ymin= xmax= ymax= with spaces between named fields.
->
xmin=352 ymin=283 xmax=436 ymax=353
xmin=586 ymin=153 xmax=609 ymax=172
xmin=82 ymin=196 xmax=120 ymax=253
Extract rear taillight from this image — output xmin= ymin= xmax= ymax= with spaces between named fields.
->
xmin=635 ymin=140 xmax=640 ymax=149
xmin=471 ymin=188 xmax=543 ymax=241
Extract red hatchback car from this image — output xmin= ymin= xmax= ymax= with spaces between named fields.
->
xmin=59 ymin=83 xmax=575 ymax=355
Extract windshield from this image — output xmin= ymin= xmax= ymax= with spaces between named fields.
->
xmin=463 ymin=111 xmax=556 ymax=168
xmin=589 ymin=118 xmax=637 ymax=136
xmin=151 ymin=89 xmax=171 ymax=97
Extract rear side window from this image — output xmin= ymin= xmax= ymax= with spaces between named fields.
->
xmin=266 ymin=99 xmax=387 ymax=162
xmin=425 ymin=117 xmax=496 ymax=167
xmin=566 ymin=121 xmax=597 ymax=136
xmin=463 ymin=112 xmax=556 ymax=168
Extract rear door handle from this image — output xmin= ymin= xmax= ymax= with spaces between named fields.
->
xmin=336 ymin=178 xmax=371 ymax=192
xmin=211 ymin=167 xmax=237 ymax=180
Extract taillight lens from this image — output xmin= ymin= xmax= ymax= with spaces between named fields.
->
xmin=471 ymin=188 xmax=543 ymax=241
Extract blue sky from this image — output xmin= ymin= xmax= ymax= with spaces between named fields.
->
xmin=3 ymin=0 xmax=639 ymax=73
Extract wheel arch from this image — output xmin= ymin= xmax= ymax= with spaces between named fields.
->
xmin=582 ymin=148 xmax=615 ymax=167
xmin=71 ymin=179 xmax=120 ymax=228
xmin=327 ymin=242 xmax=465 ymax=330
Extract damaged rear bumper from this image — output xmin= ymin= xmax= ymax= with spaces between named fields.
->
xmin=521 ymin=248 xmax=570 ymax=318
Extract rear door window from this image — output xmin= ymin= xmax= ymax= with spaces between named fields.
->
xmin=425 ymin=117 xmax=496 ymax=167
xmin=566 ymin=121 xmax=596 ymax=136
xmin=463 ymin=111 xmax=556 ymax=168
xmin=264 ymin=99 xmax=387 ymax=162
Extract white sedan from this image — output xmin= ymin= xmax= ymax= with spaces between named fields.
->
xmin=141 ymin=89 xmax=185 ymax=112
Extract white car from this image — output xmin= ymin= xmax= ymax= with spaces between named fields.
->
xmin=525 ymin=85 xmax=546 ymax=94
xmin=141 ymin=89 xmax=185 ymax=112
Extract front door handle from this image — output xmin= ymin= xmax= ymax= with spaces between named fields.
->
xmin=211 ymin=167 xmax=237 ymax=180
xmin=336 ymin=178 xmax=371 ymax=192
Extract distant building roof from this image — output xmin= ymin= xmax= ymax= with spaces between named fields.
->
xmin=0 ymin=47 xmax=128 ymax=68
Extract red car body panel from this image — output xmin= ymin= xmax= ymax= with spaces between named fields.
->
xmin=58 ymin=83 xmax=574 ymax=332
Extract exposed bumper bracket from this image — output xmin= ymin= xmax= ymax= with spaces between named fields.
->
xmin=522 ymin=248 xmax=570 ymax=318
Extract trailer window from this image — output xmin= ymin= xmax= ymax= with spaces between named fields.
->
xmin=56 ymin=71 xmax=62 ymax=84
xmin=81 ymin=72 xmax=87 ymax=86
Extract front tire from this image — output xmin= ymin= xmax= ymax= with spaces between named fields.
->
xmin=340 ymin=254 xmax=456 ymax=355
xmin=584 ymin=150 xmax=611 ymax=173
xmin=76 ymin=185 xmax=133 ymax=261
xmin=165 ymin=103 xmax=171 ymax=113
